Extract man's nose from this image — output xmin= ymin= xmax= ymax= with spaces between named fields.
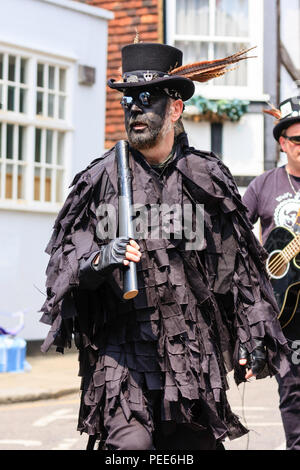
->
xmin=131 ymin=102 xmax=143 ymax=112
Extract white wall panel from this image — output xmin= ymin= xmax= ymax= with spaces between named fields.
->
xmin=223 ymin=114 xmax=264 ymax=176
xmin=182 ymin=119 xmax=211 ymax=150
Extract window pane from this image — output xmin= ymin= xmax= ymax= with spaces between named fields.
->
xmin=36 ymin=91 xmax=43 ymax=115
xmin=0 ymin=124 xmax=2 ymax=158
xmin=175 ymin=40 xmax=209 ymax=64
xmin=34 ymin=167 xmax=41 ymax=201
xmin=46 ymin=130 xmax=53 ymax=163
xmin=215 ymin=0 xmax=249 ymax=37
xmin=176 ymin=0 xmax=209 ymax=35
xmin=35 ymin=129 xmax=41 ymax=162
xmin=20 ymin=58 xmax=27 ymax=84
xmin=57 ymin=132 xmax=64 ymax=165
xmin=6 ymin=124 xmax=14 ymax=159
xmin=214 ymin=42 xmax=248 ymax=85
xmin=18 ymin=126 xmax=25 ymax=161
xmin=59 ymin=96 xmax=65 ymax=119
xmin=45 ymin=168 xmax=52 ymax=202
xmin=56 ymin=169 xmax=64 ymax=202
xmin=59 ymin=69 xmax=66 ymax=92
xmin=48 ymin=66 xmax=55 ymax=90
xmin=17 ymin=165 xmax=25 ymax=199
xmin=19 ymin=88 xmax=26 ymax=113
xmin=37 ymin=63 xmax=44 ymax=87
xmin=48 ymin=93 xmax=54 ymax=117
xmin=5 ymin=164 xmax=13 ymax=198
xmin=8 ymin=56 xmax=15 ymax=82
xmin=0 ymin=54 xmax=3 ymax=79
xmin=7 ymin=86 xmax=15 ymax=111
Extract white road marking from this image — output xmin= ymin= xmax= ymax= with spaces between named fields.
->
xmin=32 ymin=408 xmax=77 ymax=427
xmin=0 ymin=439 xmax=42 ymax=447
xmin=51 ymin=438 xmax=78 ymax=450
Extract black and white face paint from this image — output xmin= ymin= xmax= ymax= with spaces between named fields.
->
xmin=122 ymin=89 xmax=172 ymax=150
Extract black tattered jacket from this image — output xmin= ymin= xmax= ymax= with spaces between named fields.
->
xmin=40 ymin=133 xmax=289 ymax=441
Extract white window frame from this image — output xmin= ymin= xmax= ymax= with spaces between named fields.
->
xmin=166 ymin=0 xmax=267 ymax=101
xmin=0 ymin=41 xmax=74 ymax=213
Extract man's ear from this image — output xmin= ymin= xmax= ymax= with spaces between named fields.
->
xmin=171 ymin=99 xmax=184 ymax=123
xmin=279 ymin=135 xmax=286 ymax=153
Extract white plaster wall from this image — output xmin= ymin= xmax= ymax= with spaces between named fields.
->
xmin=222 ymin=114 xmax=264 ymax=176
xmin=281 ymin=65 xmax=300 ymax=102
xmin=183 ymin=114 xmax=264 ymax=178
xmin=281 ymin=0 xmax=300 ymax=69
xmin=280 ymin=0 xmax=300 ymax=100
xmin=182 ymin=119 xmax=211 ymax=150
xmin=0 ymin=211 xmax=56 ymax=339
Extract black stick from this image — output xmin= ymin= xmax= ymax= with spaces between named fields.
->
xmin=116 ymin=140 xmax=138 ymax=300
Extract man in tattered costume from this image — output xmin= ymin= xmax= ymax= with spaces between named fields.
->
xmin=40 ymin=43 xmax=289 ymax=450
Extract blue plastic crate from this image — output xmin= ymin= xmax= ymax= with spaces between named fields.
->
xmin=0 ymin=336 xmax=27 ymax=373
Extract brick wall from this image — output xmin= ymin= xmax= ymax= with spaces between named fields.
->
xmin=83 ymin=0 xmax=163 ymax=149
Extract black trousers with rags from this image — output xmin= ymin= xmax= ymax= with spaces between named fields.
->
xmin=89 ymin=391 xmax=225 ymax=451
xmin=276 ymin=358 xmax=300 ymax=450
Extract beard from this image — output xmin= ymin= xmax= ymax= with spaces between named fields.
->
xmin=125 ymin=103 xmax=173 ymax=151
xmin=126 ymin=114 xmax=162 ymax=150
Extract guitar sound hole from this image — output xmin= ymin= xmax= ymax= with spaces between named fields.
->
xmin=267 ymin=251 xmax=289 ymax=278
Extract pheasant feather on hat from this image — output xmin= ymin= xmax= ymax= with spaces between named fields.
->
xmin=169 ymin=46 xmax=257 ymax=83
xmin=263 ymin=103 xmax=282 ymax=121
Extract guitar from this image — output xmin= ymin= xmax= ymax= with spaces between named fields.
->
xmin=264 ymin=208 xmax=300 ymax=330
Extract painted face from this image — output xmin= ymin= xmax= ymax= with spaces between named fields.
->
xmin=121 ymin=89 xmax=170 ymax=150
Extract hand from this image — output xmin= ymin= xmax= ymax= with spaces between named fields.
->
xmin=238 ymin=339 xmax=267 ymax=380
xmin=123 ymin=239 xmax=142 ymax=266
xmin=93 ymin=237 xmax=141 ymax=274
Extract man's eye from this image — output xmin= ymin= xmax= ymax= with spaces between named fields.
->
xmin=121 ymin=96 xmax=133 ymax=108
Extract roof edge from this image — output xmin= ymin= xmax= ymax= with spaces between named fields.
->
xmin=36 ymin=0 xmax=114 ymax=21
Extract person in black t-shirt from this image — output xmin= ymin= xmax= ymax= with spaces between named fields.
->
xmin=243 ymin=96 xmax=300 ymax=450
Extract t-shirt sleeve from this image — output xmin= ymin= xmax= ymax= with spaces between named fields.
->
xmin=242 ymin=181 xmax=259 ymax=225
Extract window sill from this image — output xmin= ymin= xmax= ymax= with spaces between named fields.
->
xmin=0 ymin=200 xmax=63 ymax=214
xmin=193 ymin=85 xmax=270 ymax=103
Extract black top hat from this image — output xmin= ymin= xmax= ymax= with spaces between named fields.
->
xmin=273 ymin=96 xmax=300 ymax=141
xmin=107 ymin=43 xmax=195 ymax=102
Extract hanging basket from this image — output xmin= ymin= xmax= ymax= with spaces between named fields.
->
xmin=183 ymin=97 xmax=250 ymax=124
xmin=183 ymin=110 xmax=230 ymax=124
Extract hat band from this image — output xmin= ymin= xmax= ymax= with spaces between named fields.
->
xmin=122 ymin=70 xmax=169 ymax=84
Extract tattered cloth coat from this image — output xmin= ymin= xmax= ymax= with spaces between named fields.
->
xmin=40 ymin=132 xmax=289 ymax=445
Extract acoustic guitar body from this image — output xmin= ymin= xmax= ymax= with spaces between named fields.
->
xmin=264 ymin=226 xmax=300 ymax=330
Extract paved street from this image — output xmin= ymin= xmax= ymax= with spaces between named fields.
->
xmin=0 ymin=393 xmax=88 ymax=450
xmin=225 ymin=372 xmax=285 ymax=450
xmin=0 ymin=370 xmax=286 ymax=451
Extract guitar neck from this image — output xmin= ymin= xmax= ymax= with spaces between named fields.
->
xmin=282 ymin=234 xmax=300 ymax=262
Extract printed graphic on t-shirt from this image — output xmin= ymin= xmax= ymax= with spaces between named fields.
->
xmin=274 ymin=192 xmax=300 ymax=230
